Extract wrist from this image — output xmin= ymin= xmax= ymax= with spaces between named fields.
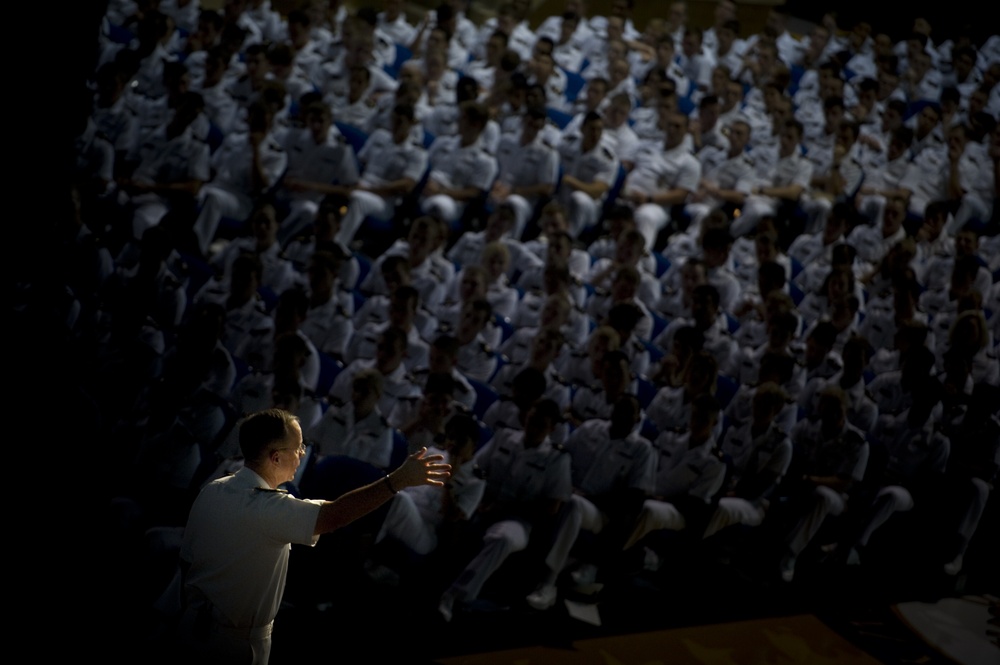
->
xmin=383 ymin=473 xmax=398 ymax=494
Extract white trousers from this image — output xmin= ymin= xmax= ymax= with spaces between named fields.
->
xmin=857 ymin=485 xmax=914 ymax=547
xmin=422 ymin=194 xmax=467 ymax=226
xmin=633 ymin=203 xmax=669 ymax=251
xmin=787 ymin=485 xmax=846 ymax=556
xmin=450 ymin=519 xmax=530 ymax=602
xmin=336 ymin=190 xmax=395 ymax=247
xmin=376 ymin=491 xmax=438 ymax=556
xmin=194 ymin=185 xmax=253 ymax=255
xmin=544 ymin=495 xmax=609 ymax=577
xmin=703 ymin=497 xmax=766 ymax=538
xmin=563 ymin=190 xmax=601 ymax=238
xmin=624 ymin=498 xmax=687 ymax=550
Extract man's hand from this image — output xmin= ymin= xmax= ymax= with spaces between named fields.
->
xmin=390 ymin=448 xmax=451 ymax=489
xmin=624 ymin=189 xmax=648 ymax=205
xmin=491 ymin=180 xmax=512 ymax=201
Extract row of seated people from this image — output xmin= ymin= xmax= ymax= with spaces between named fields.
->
xmin=83 ymin=0 xmax=1000 ymax=264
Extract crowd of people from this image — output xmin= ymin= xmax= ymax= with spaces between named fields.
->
xmin=67 ymin=0 xmax=1000 ymax=651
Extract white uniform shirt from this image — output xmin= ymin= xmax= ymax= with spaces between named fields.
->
xmin=307 ymin=404 xmax=393 ymax=466
xmin=566 ymin=420 xmax=654 ymax=495
xmin=650 ymin=431 xmax=726 ymax=502
xmin=181 ymin=467 xmax=322 ymax=629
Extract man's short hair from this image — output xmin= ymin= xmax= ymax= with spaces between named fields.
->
xmin=240 ymin=409 xmax=300 ymax=463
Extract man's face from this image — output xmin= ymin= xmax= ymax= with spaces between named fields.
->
xmin=878 ymin=71 xmax=899 ymax=99
xmin=681 ymin=263 xmax=706 ymax=295
xmin=524 ymin=406 xmax=554 ymax=446
xmin=954 ymin=52 xmax=975 ymax=80
xmin=389 ymin=294 xmax=415 ymax=327
xmin=836 ymin=123 xmax=857 ymax=151
xmin=717 ymin=26 xmax=734 ymax=52
xmin=408 ymin=221 xmax=435 ymax=256
xmin=955 ymin=231 xmax=977 ymax=256
xmin=351 ymin=381 xmax=380 ymax=413
xmin=682 ymin=33 xmax=699 ymax=57
xmin=531 ymin=330 xmax=561 ymax=366
xmin=712 ymin=67 xmax=730 ymax=95
xmin=391 ymin=111 xmax=414 ymax=142
xmin=809 ymin=26 xmax=830 ymax=57
xmin=691 ymin=290 xmax=715 ymax=325
xmin=779 ymin=124 xmax=800 ymax=156
xmin=607 ymin=16 xmax=625 ymax=41
xmin=602 ymin=357 xmax=630 ymax=392
xmin=376 ymin=337 xmax=406 ymax=372
xmin=383 ymin=0 xmax=403 ymax=19
xmin=728 ymin=121 xmax=749 ymax=153
xmin=253 ymin=208 xmax=279 ymax=245
xmin=700 ymin=101 xmax=720 ymax=130
xmin=486 ymin=35 xmax=504 ymax=63
xmin=664 ymin=113 xmax=687 ymax=149
xmin=274 ymin=422 xmax=305 ymax=485
xmin=584 ymin=80 xmax=607 ymax=110
xmin=668 ymin=2 xmax=686 ymax=26
xmin=581 ymin=116 xmax=603 ymax=149
xmin=822 ymin=217 xmax=845 ymax=244
xmin=531 ymin=53 xmax=555 ymax=81
xmin=715 ymin=0 xmax=735 ymax=24
xmin=911 ymin=52 xmax=931 ymax=80
xmin=560 ymin=15 xmax=578 ymax=42
xmin=881 ymin=105 xmax=902 ymax=133
xmin=246 ymin=52 xmax=269 ymax=82
xmin=307 ymin=111 xmax=330 ymax=143
xmin=458 ymin=305 xmax=488 ymax=339
xmin=605 ymin=100 xmax=629 ymax=128
xmin=427 ymin=28 xmax=447 ymax=53
xmin=916 ymin=106 xmax=939 ymax=135
xmin=526 ymin=83 xmax=546 ymax=108
xmin=824 ymin=104 xmax=844 ymax=133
